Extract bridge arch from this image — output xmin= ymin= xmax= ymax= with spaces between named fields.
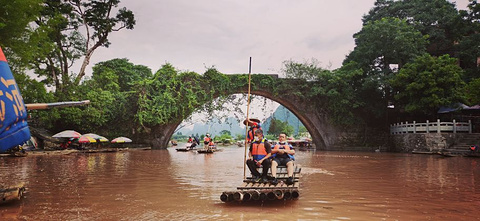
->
xmin=149 ymin=85 xmax=337 ymax=150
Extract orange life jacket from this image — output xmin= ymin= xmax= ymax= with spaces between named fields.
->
xmin=247 ymin=124 xmax=262 ymax=142
xmin=204 ymin=137 xmax=211 ymax=142
xmin=252 ymin=139 xmax=267 ymax=161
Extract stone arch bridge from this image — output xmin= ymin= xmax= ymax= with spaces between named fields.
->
xmin=145 ymin=73 xmax=350 ymax=150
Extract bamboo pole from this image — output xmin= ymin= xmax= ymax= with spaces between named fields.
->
xmin=243 ymin=57 xmax=252 ymax=179
xmin=25 ymin=100 xmax=90 ymax=110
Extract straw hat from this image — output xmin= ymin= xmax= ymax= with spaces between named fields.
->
xmin=243 ymin=118 xmax=261 ymax=126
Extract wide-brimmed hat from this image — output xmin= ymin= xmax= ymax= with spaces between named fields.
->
xmin=243 ymin=118 xmax=260 ymax=126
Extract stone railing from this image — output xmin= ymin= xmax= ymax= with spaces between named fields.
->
xmin=390 ymin=119 xmax=472 ymax=134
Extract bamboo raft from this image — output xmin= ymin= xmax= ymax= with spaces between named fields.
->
xmin=197 ymin=148 xmax=222 ymax=154
xmin=220 ymin=165 xmax=301 ymax=202
xmin=0 ymin=183 xmax=25 ymax=204
xmin=176 ymin=147 xmax=196 ymax=152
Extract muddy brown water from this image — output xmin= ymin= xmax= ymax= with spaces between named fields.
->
xmin=1 ymin=145 xmax=479 ymax=220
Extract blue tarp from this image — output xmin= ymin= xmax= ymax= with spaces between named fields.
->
xmin=0 ymin=47 xmax=30 ymax=152
xmin=437 ymin=103 xmax=470 ymax=114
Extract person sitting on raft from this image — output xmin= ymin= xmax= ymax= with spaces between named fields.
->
xmin=270 ymin=133 xmax=296 ymax=185
xmin=203 ymin=133 xmax=212 ymax=149
xmin=246 ymin=129 xmax=272 ymax=183
xmin=208 ymin=140 xmax=216 ymax=150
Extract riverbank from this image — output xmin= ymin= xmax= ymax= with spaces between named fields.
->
xmin=0 ymin=147 xmax=151 ymax=157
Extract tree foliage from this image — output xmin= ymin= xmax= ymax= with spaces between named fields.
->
xmin=267 ymin=118 xmax=294 ymax=137
xmin=5 ymin=0 xmax=135 ymax=94
xmin=0 ymin=0 xmax=43 ymax=72
xmin=464 ymin=77 xmax=480 ymax=105
xmin=363 ymin=0 xmax=466 ymax=56
xmin=391 ymin=54 xmax=465 ymax=116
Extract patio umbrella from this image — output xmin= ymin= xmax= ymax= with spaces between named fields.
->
xmin=52 ymin=130 xmax=81 ymax=138
xmin=78 ymin=135 xmax=97 ymax=143
xmin=111 ymin=137 xmax=132 ymax=143
xmin=83 ymin=133 xmax=109 ymax=142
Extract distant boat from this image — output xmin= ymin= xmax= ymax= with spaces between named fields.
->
xmin=0 ymin=183 xmax=25 ymax=204
xmin=197 ymin=146 xmax=222 ymax=154
xmin=411 ymin=150 xmax=437 ymax=154
xmin=176 ymin=143 xmax=197 ymax=152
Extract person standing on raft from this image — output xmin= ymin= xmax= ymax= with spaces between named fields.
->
xmin=244 ymin=118 xmax=262 ymax=143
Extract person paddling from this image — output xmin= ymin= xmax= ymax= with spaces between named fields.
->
xmin=244 ymin=118 xmax=262 ymax=143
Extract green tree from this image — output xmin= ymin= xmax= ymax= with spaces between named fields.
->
xmin=235 ymin=134 xmax=245 ymax=141
xmin=91 ymin=58 xmax=152 ymax=92
xmin=19 ymin=0 xmax=136 ymax=94
xmin=345 ymin=17 xmax=427 ymax=76
xmin=0 ymin=0 xmax=43 ymax=72
xmin=344 ymin=17 xmax=427 ymax=121
xmin=0 ymin=0 xmax=42 ymax=45
xmin=267 ymin=118 xmax=294 ymax=137
xmin=136 ymin=64 xmax=206 ymax=126
xmin=391 ymin=54 xmax=465 ymax=116
xmin=219 ymin=130 xmax=231 ymax=136
xmin=464 ymin=78 xmax=480 ymax=105
xmin=456 ymin=1 xmax=480 ymax=81
xmin=282 ymin=60 xmax=369 ymax=125
xmin=363 ymin=0 xmax=466 ymax=56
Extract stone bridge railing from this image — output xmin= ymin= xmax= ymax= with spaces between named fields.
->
xmin=390 ymin=119 xmax=472 ymax=134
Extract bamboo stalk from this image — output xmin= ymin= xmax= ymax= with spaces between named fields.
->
xmin=243 ymin=57 xmax=252 ymax=179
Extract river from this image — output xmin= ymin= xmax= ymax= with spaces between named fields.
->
xmin=1 ymin=145 xmax=479 ymax=220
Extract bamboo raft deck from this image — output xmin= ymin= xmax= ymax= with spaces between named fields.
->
xmin=220 ymin=165 xmax=301 ymax=202
xmin=0 ymin=183 xmax=25 ymax=204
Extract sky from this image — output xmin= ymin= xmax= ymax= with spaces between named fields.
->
xmin=87 ymin=0 xmax=470 ymax=76
xmin=83 ymin=0 xmax=470 ymax=129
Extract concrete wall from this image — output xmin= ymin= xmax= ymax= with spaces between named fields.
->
xmin=390 ymin=133 xmax=479 ymax=152
xmin=322 ymin=127 xmax=390 ymax=152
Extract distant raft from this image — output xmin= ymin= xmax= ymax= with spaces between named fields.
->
xmin=197 ymin=147 xmax=222 ymax=154
xmin=220 ymin=165 xmax=301 ymax=202
xmin=0 ymin=183 xmax=25 ymax=204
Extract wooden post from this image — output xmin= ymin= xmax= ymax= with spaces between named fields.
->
xmin=413 ymin=121 xmax=416 ymax=133
xmin=453 ymin=119 xmax=456 ymax=133
xmin=437 ymin=119 xmax=441 ymax=133
xmin=426 ymin=120 xmax=430 ymax=133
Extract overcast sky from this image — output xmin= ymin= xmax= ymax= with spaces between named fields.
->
xmin=87 ymin=0 xmax=470 ymax=77
xmin=84 ymin=0 xmax=470 ymax=129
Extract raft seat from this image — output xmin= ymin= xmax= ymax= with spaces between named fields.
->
xmin=247 ymin=165 xmax=300 ymax=178
xmin=244 ymin=165 xmax=301 ymax=184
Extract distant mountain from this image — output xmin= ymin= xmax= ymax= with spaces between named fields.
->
xmin=178 ymin=117 xmax=244 ymax=137
xmin=178 ymin=106 xmax=304 ymax=137
xmin=263 ymin=106 xmax=304 ymax=135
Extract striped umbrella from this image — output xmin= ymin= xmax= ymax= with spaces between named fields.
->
xmin=52 ymin=130 xmax=81 ymax=138
xmin=83 ymin=133 xmax=109 ymax=142
xmin=78 ymin=135 xmax=97 ymax=143
xmin=111 ymin=137 xmax=132 ymax=143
